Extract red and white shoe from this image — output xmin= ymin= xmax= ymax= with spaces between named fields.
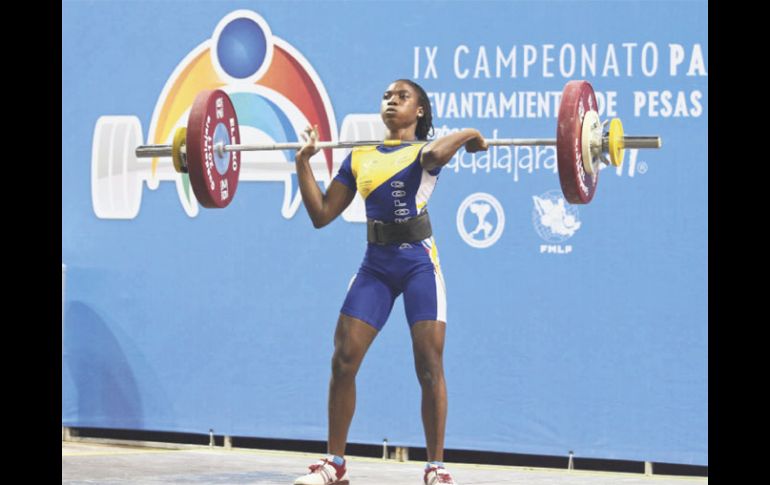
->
xmin=293 ymin=457 xmax=349 ymax=485
xmin=424 ymin=465 xmax=457 ymax=485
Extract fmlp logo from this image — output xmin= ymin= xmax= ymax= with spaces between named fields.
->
xmin=532 ymin=189 xmax=581 ymax=254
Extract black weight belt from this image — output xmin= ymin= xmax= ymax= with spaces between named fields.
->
xmin=367 ymin=211 xmax=433 ymax=245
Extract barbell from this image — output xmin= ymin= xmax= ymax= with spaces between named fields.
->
xmin=134 ymin=80 xmax=661 ymax=208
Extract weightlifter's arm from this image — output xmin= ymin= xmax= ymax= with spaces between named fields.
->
xmin=295 ymin=125 xmax=356 ymax=229
xmin=420 ymin=128 xmax=489 ymax=172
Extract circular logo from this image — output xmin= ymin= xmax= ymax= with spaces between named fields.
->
xmin=456 ymin=193 xmax=505 ymax=248
xmin=211 ymin=10 xmax=274 ymax=84
xmin=531 ymin=189 xmax=582 ymax=243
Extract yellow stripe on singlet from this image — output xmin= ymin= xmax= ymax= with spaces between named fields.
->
xmin=351 ymin=143 xmax=426 ymax=199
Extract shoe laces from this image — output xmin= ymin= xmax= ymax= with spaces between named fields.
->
xmin=308 ymin=458 xmax=333 ymax=473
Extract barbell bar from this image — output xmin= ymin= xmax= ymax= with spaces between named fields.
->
xmin=135 ymin=135 xmax=660 ymax=158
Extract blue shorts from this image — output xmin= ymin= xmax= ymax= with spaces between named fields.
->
xmin=340 ymin=237 xmax=447 ymax=331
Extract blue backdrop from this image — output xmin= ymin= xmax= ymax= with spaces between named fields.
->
xmin=62 ymin=0 xmax=707 ymax=466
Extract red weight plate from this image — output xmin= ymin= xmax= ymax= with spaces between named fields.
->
xmin=557 ymin=81 xmax=598 ymax=204
xmin=186 ymin=89 xmax=241 ymax=208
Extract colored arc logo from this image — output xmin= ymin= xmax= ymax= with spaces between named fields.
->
xmin=147 ymin=10 xmax=338 ymax=217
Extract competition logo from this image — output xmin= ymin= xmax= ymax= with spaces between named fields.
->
xmin=532 ymin=189 xmax=581 ymax=254
xmin=92 ymin=10 xmax=373 ymax=221
xmin=456 ymin=192 xmax=505 ymax=248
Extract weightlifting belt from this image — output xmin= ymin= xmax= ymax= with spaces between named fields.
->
xmin=367 ymin=211 xmax=432 ymax=245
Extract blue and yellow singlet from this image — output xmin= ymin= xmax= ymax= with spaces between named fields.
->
xmin=332 ymin=142 xmax=447 ymax=331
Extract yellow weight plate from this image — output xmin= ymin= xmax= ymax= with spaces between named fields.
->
xmin=608 ymin=118 xmax=625 ymax=167
xmin=172 ymin=127 xmax=187 ymax=173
